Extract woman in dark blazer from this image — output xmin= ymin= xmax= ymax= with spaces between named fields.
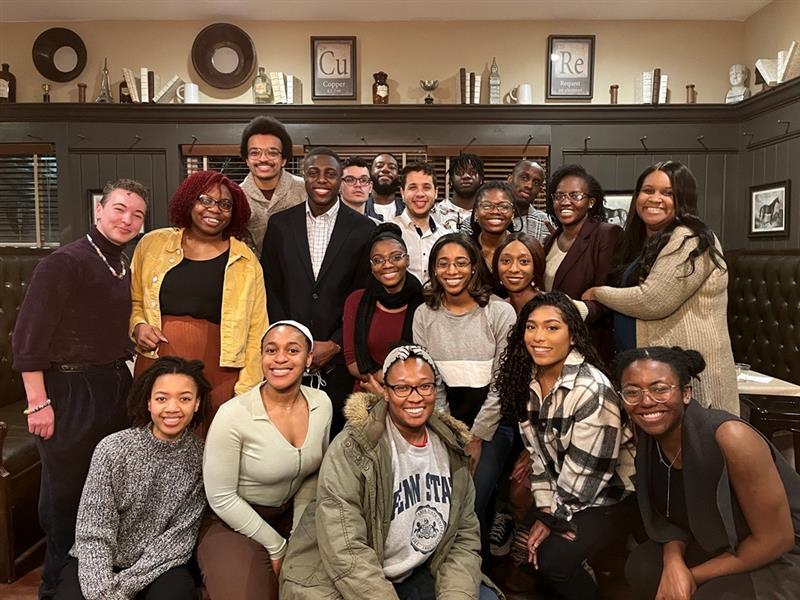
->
xmin=542 ymin=164 xmax=621 ymax=362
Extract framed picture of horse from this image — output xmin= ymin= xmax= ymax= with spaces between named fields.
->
xmin=603 ymin=191 xmax=633 ymax=228
xmin=749 ymin=180 xmax=790 ymax=238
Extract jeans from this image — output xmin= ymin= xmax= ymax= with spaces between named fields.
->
xmin=473 ymin=424 xmax=515 ymax=553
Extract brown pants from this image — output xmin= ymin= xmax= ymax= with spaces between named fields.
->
xmin=196 ymin=502 xmax=293 ymax=600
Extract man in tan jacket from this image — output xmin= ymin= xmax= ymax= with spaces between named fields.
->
xmin=240 ymin=115 xmax=306 ymax=257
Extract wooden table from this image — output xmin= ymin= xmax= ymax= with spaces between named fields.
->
xmin=737 ymin=369 xmax=800 ymax=397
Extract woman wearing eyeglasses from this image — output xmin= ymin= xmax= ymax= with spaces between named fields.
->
xmin=617 ymin=346 xmax=800 ymax=600
xmin=495 ymin=292 xmax=636 ymax=600
xmin=542 ymin=165 xmax=621 ymax=362
xmin=342 ymin=223 xmax=424 ymax=394
xmin=412 ymin=232 xmax=517 ymax=558
xmin=468 ymin=182 xmax=518 ymax=297
xmin=583 ymin=161 xmax=737 ymax=413
xmin=130 ymin=170 xmax=268 ymax=432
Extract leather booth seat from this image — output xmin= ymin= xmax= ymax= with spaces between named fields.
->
xmin=0 ymin=249 xmax=49 ymax=582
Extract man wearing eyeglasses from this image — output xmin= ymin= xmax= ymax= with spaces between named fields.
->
xmin=240 ymin=116 xmax=306 ymax=257
xmin=391 ymin=162 xmax=448 ymax=284
xmin=339 ymin=156 xmax=380 ymax=223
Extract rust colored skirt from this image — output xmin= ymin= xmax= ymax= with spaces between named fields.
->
xmin=133 ymin=315 xmax=238 ymax=434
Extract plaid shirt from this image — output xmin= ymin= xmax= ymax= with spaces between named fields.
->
xmin=519 ymin=350 xmax=635 ymax=521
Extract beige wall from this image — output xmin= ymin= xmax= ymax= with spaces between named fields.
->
xmin=744 ymin=0 xmax=800 ymax=91
xmin=1 ymin=19 xmax=747 ymax=105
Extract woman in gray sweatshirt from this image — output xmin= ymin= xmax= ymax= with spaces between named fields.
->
xmin=55 ymin=356 xmax=209 ymax=600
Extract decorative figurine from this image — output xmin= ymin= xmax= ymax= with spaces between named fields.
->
xmin=372 ymin=71 xmax=389 ymax=104
xmin=252 ymin=67 xmax=273 ymax=104
xmin=420 ymin=79 xmax=438 ymax=105
xmin=78 ymin=83 xmax=87 ymax=103
xmin=686 ymin=83 xmax=696 ymax=104
xmin=489 ymin=58 xmax=501 ymax=104
xmin=42 ymin=83 xmax=51 ymax=103
xmin=95 ymin=57 xmax=113 ymax=103
xmin=609 ymin=84 xmax=619 ymax=104
xmin=725 ymin=64 xmax=751 ymax=104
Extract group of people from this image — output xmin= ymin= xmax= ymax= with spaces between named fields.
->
xmin=12 ymin=114 xmax=800 ymax=600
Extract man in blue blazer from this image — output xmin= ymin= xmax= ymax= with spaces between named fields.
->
xmin=261 ymin=147 xmax=375 ymax=434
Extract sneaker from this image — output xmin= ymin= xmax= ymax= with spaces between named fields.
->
xmin=489 ymin=511 xmax=514 ymax=556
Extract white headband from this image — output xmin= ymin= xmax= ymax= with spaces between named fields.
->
xmin=262 ymin=320 xmax=314 ymax=349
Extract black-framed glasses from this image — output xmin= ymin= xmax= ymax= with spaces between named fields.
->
xmin=553 ymin=191 xmax=591 ymax=202
xmin=197 ymin=194 xmax=233 ymax=212
xmin=619 ymin=384 xmax=683 ymax=406
xmin=342 ymin=175 xmax=372 ymax=186
xmin=248 ymin=148 xmax=282 ymax=160
xmin=385 ymin=382 xmax=436 ymax=398
xmin=477 ymin=201 xmax=514 ymax=214
xmin=369 ymin=252 xmax=407 ymax=266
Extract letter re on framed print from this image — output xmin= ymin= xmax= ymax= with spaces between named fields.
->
xmin=311 ymin=36 xmax=357 ymax=100
xmin=546 ymin=35 xmax=595 ymax=100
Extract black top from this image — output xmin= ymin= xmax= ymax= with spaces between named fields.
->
xmin=160 ymin=250 xmax=228 ymax=324
xmin=12 ymin=226 xmax=133 ymax=370
xmin=650 ymin=449 xmax=691 ymax=534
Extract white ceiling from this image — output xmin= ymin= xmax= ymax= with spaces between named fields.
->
xmin=0 ymin=0 xmax=774 ymax=23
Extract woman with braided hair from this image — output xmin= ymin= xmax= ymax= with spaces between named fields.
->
xmin=494 ymin=291 xmax=636 ymax=600
xmin=617 ymin=346 xmax=800 ymax=600
xmin=130 ymin=170 xmax=268 ymax=432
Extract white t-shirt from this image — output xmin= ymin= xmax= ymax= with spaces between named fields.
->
xmin=382 ymin=416 xmax=452 ymax=582
xmin=373 ymin=201 xmax=398 ymax=223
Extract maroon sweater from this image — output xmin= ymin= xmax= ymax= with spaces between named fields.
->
xmin=12 ymin=227 xmax=134 ymax=371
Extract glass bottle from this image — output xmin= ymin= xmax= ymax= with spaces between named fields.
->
xmin=0 ymin=63 xmax=16 ymax=103
xmin=252 ymin=67 xmax=273 ymax=104
xmin=119 ymin=81 xmax=133 ymax=103
xmin=42 ymin=83 xmax=51 ymax=103
xmin=372 ymin=71 xmax=389 ymax=104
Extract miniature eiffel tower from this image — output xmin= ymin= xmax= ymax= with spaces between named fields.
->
xmin=95 ymin=58 xmax=113 ymax=103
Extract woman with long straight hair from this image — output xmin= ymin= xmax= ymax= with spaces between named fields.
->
xmin=583 ymin=161 xmax=737 ymax=413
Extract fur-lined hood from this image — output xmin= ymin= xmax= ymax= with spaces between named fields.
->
xmin=342 ymin=392 xmax=472 ymax=453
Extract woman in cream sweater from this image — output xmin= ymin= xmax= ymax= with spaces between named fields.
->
xmin=584 ymin=161 xmax=738 ymax=414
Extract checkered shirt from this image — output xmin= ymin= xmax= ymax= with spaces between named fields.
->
xmin=305 ymin=200 xmax=340 ymax=279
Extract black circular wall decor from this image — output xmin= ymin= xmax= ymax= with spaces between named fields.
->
xmin=191 ymin=23 xmax=256 ymax=89
xmin=32 ymin=27 xmax=87 ymax=82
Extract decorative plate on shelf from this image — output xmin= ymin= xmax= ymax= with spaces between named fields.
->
xmin=32 ymin=27 xmax=87 ymax=82
xmin=191 ymin=23 xmax=256 ymax=89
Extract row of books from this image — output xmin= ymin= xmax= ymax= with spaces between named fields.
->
xmin=756 ymin=41 xmax=800 ymax=86
xmin=122 ymin=68 xmax=183 ymax=103
xmin=459 ymin=68 xmax=482 ymax=104
xmin=634 ymin=69 xmax=668 ymax=104
xmin=269 ymin=71 xmax=301 ymax=104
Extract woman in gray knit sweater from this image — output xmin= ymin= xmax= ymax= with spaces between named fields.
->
xmin=55 ymin=356 xmax=210 ymax=600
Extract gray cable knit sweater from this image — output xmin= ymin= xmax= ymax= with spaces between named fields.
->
xmin=70 ymin=426 xmax=205 ymax=600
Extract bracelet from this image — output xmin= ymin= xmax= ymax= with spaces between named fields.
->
xmin=24 ymin=399 xmax=52 ymax=415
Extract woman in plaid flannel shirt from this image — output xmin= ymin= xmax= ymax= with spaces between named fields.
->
xmin=495 ymin=291 xmax=637 ymax=599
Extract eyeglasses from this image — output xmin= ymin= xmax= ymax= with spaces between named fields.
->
xmin=385 ymin=382 xmax=436 ymax=398
xmin=477 ymin=201 xmax=514 ymax=214
xmin=342 ymin=176 xmax=372 ymax=186
xmin=619 ymin=384 xmax=682 ymax=406
xmin=248 ymin=148 xmax=283 ymax=160
xmin=197 ymin=194 xmax=233 ymax=212
xmin=369 ymin=252 xmax=407 ymax=266
xmin=435 ymin=258 xmax=472 ymax=271
xmin=553 ymin=191 xmax=591 ymax=202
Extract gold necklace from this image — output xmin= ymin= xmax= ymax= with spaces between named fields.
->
xmin=656 ymin=443 xmax=683 ymax=518
xmin=86 ymin=234 xmax=127 ymax=279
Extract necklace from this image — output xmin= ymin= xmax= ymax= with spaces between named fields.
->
xmin=265 ymin=389 xmax=303 ymax=413
xmin=86 ymin=234 xmax=127 ymax=279
xmin=656 ymin=442 xmax=682 ymax=518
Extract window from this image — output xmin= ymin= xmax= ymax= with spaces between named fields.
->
xmin=0 ymin=144 xmax=59 ymax=247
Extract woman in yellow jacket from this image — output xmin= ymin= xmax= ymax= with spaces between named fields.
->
xmin=130 ymin=170 xmax=268 ymax=431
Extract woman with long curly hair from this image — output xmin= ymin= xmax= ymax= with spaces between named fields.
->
xmin=582 ymin=161 xmax=737 ymax=413
xmin=412 ymin=232 xmax=517 ymax=558
xmin=130 ymin=170 xmax=268 ymax=431
xmin=494 ymin=291 xmax=636 ymax=600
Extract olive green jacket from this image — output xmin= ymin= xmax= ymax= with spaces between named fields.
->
xmin=279 ymin=392 xmax=503 ymax=599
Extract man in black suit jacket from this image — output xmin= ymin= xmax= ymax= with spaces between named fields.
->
xmin=261 ymin=147 xmax=375 ymax=434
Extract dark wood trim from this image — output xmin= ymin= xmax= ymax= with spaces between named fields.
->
xmin=0 ymin=143 xmax=56 ymax=155
xmin=427 ymin=144 xmax=550 ymax=157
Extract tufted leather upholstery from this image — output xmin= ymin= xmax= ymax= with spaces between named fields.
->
xmin=0 ymin=248 xmax=49 ymax=581
xmin=727 ymin=250 xmax=800 ymax=385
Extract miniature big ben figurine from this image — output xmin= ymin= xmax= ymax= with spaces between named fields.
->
xmin=489 ymin=58 xmax=501 ymax=105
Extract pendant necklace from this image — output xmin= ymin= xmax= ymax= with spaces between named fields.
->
xmin=656 ymin=442 xmax=682 ymax=518
xmin=86 ymin=234 xmax=127 ymax=279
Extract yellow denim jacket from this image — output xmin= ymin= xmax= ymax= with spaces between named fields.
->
xmin=129 ymin=227 xmax=268 ymax=395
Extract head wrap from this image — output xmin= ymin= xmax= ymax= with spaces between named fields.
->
xmin=261 ymin=320 xmax=314 ymax=349
xmin=382 ymin=344 xmax=441 ymax=385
